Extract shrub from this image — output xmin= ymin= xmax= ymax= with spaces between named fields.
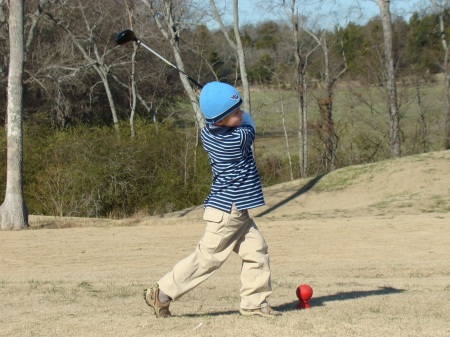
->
xmin=21 ymin=120 xmax=211 ymax=218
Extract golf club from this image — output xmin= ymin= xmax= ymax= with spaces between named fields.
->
xmin=115 ymin=29 xmax=203 ymax=89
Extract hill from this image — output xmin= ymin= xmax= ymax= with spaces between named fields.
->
xmin=2 ymin=150 xmax=449 ymax=337
xmin=140 ymin=150 xmax=450 ymax=224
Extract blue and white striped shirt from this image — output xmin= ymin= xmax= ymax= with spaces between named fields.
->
xmin=200 ymin=113 xmax=265 ymax=212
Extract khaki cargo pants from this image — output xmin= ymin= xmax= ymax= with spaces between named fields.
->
xmin=158 ymin=205 xmax=272 ymax=310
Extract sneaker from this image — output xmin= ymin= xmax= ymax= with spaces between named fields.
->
xmin=143 ymin=285 xmax=171 ymax=318
xmin=239 ymin=305 xmax=282 ymax=318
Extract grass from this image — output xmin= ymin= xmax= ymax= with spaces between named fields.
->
xmin=23 ymin=279 xmax=143 ymax=303
xmin=178 ymin=78 xmax=447 ymax=170
xmin=254 ymin=79 xmax=443 ymax=128
xmin=1 ymin=149 xmax=449 ymax=336
xmin=2 ymin=210 xmax=450 ymax=336
xmin=313 ymin=164 xmax=378 ymax=191
xmin=172 ymin=79 xmax=449 ymax=190
xmin=430 ymin=194 xmax=450 ymax=212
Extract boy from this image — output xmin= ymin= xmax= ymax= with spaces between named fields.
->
xmin=144 ymin=82 xmax=281 ymax=318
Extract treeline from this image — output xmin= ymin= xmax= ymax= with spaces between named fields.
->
xmin=241 ymin=12 xmax=445 ymax=86
xmin=0 ymin=1 xmax=446 ymax=128
xmin=0 ymin=1 xmax=448 ymax=217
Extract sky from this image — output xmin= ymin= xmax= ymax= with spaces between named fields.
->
xmin=206 ymin=0 xmax=428 ymax=29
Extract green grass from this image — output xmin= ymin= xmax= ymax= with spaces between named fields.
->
xmin=313 ymin=163 xmax=378 ymax=192
xmin=178 ymin=79 xmax=447 ymax=179
xmin=253 ymin=82 xmax=446 ymax=176
xmin=430 ymin=194 xmax=450 ymax=212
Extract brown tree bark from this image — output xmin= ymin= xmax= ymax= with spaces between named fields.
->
xmin=303 ymin=29 xmax=347 ymax=172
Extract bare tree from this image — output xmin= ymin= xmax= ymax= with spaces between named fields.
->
xmin=303 ymin=28 xmax=347 ymax=171
xmin=287 ymin=0 xmax=318 ymax=177
xmin=209 ymin=0 xmax=251 ymax=114
xmin=0 ymin=0 xmax=28 ymax=230
xmin=276 ymin=76 xmax=294 ymax=181
xmin=414 ymin=76 xmax=428 ymax=153
xmin=123 ymin=0 xmax=139 ymax=137
xmin=41 ymin=1 xmax=121 ymax=130
xmin=289 ymin=0 xmax=306 ymax=178
xmin=139 ymin=0 xmax=205 ymax=128
xmin=376 ymin=0 xmax=401 ymax=157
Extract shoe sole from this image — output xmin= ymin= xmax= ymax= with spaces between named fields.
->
xmin=239 ymin=308 xmax=281 ymax=318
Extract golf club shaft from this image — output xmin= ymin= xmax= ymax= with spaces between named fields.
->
xmin=136 ymin=39 xmax=203 ymax=89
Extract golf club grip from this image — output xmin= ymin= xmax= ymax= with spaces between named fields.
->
xmin=185 ymin=76 xmax=203 ymax=89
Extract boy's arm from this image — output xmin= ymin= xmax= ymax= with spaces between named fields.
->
xmin=240 ymin=112 xmax=256 ymax=131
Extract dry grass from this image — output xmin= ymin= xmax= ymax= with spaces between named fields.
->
xmin=1 ymin=151 xmax=449 ymax=336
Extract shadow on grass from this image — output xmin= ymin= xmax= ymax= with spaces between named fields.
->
xmin=160 ymin=173 xmax=326 ymax=219
xmin=173 ymin=205 xmax=204 ymax=218
xmin=255 ymin=174 xmax=326 ymax=218
xmin=180 ymin=287 xmax=405 ymax=317
xmin=274 ymin=286 xmax=405 ymax=312
xmin=182 ymin=309 xmax=238 ymax=317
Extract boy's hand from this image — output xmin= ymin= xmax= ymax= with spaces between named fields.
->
xmin=240 ymin=112 xmax=256 ymax=131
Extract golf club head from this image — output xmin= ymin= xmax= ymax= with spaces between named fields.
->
xmin=115 ymin=29 xmax=138 ymax=45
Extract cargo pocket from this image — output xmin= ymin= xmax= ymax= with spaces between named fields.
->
xmin=203 ymin=207 xmax=224 ymax=222
xmin=202 ymin=207 xmax=226 ymax=253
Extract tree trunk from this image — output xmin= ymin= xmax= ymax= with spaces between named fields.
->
xmin=415 ymin=78 xmax=428 ymax=153
xmin=276 ymin=75 xmax=294 ymax=180
xmin=25 ymin=0 xmax=50 ymax=59
xmin=437 ymin=1 xmax=450 ymax=149
xmin=301 ymin=75 xmax=308 ymax=176
xmin=232 ymin=0 xmax=251 ymax=113
xmin=302 ymin=28 xmax=346 ymax=172
xmin=110 ymin=72 xmax=156 ymax=124
xmin=1 ymin=0 xmax=28 ymax=230
xmin=210 ymin=0 xmax=251 ymax=113
xmin=123 ymin=0 xmax=137 ymax=137
xmin=95 ymin=65 xmax=119 ymax=131
xmin=290 ymin=0 xmax=308 ymax=178
xmin=130 ymin=44 xmax=138 ymax=137
xmin=144 ymin=0 xmax=205 ymax=128
xmin=377 ymin=0 xmax=401 ymax=157
xmin=323 ymin=37 xmax=336 ymax=171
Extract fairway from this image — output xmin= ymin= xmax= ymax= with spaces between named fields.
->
xmin=1 ymin=151 xmax=449 ymax=337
